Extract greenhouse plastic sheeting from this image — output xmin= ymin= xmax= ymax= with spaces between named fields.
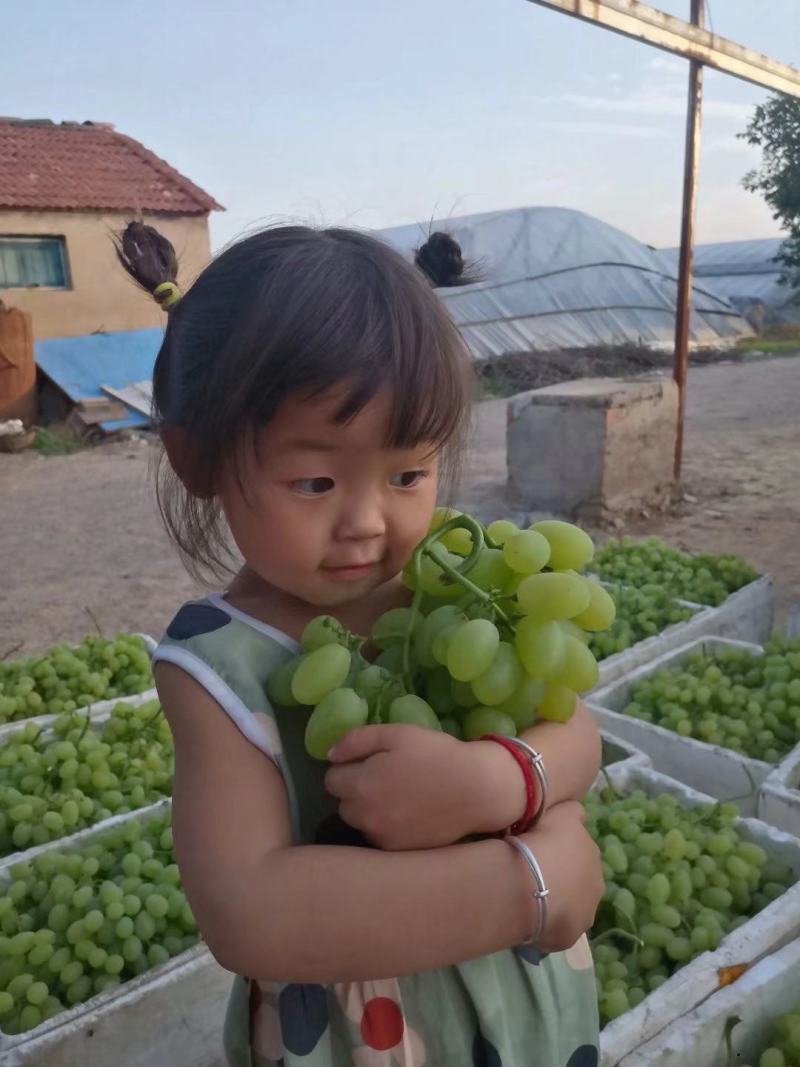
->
xmin=658 ymin=237 xmax=800 ymax=324
xmin=378 ymin=207 xmax=752 ymax=358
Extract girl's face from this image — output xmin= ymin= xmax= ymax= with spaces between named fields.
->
xmin=220 ymin=388 xmax=441 ymax=608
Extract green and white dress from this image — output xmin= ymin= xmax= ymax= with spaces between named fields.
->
xmin=154 ymin=594 xmax=600 ymax=1067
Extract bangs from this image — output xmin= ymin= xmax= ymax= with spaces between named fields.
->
xmin=214 ymin=227 xmax=473 ymax=459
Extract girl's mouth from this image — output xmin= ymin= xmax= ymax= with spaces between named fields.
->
xmin=321 ymin=562 xmax=379 ymax=582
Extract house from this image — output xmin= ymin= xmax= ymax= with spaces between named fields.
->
xmin=0 ymin=118 xmax=221 ymax=339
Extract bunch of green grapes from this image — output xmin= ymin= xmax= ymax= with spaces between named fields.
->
xmin=267 ymin=511 xmax=617 ymax=760
xmin=0 ymin=812 xmax=197 ymax=1036
xmin=0 ymin=635 xmax=153 ymax=725
xmin=589 ymin=583 xmax=696 ymax=661
xmin=0 ymin=701 xmax=173 ymax=856
xmin=622 ymin=641 xmax=800 ymax=763
xmin=592 ymin=538 xmax=759 ymax=607
xmin=587 ymin=785 xmax=795 ymax=1027
xmin=739 ymin=1010 xmax=800 ymax=1067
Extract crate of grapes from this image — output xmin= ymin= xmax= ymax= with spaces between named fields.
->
xmin=0 ymin=633 xmax=158 ymax=741
xmin=759 ymin=743 xmax=800 ymax=839
xmin=617 ymin=937 xmax=800 ymax=1066
xmin=592 ymin=538 xmax=774 ymax=644
xmin=588 ymin=637 xmax=784 ymax=814
xmin=591 ymin=764 xmax=800 ymax=1067
xmin=0 ymin=701 xmax=174 ymax=861
xmin=0 ymin=801 xmax=232 ymax=1066
xmin=593 ymin=582 xmax=716 ymax=689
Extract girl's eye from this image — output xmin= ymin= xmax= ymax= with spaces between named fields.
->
xmin=390 ymin=470 xmax=427 ymax=489
xmin=292 ymin=477 xmax=335 ymax=495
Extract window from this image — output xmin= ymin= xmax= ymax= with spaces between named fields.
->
xmin=0 ymin=236 xmax=70 ymax=290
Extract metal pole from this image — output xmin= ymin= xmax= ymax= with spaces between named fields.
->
xmin=673 ymin=0 xmax=704 ymax=480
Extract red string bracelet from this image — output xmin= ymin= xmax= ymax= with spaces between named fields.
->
xmin=481 ymin=733 xmax=539 ymax=835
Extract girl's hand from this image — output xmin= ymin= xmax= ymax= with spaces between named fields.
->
xmin=518 ymin=801 xmax=604 ymax=954
xmin=325 ymin=725 xmax=527 ymax=851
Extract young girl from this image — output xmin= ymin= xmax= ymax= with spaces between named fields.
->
xmin=118 ymin=221 xmax=605 ymax=1067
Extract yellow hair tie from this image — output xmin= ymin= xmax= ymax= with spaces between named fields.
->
xmin=153 ymin=281 xmax=182 ymax=310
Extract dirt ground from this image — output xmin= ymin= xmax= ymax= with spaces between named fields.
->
xmin=2 ymin=356 xmax=798 ymax=655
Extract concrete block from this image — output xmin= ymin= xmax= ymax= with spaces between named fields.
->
xmin=507 ymin=376 xmax=678 ymax=516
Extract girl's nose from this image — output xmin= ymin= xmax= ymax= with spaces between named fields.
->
xmin=335 ymin=491 xmax=387 ymax=542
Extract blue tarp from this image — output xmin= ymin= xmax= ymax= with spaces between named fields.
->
xmin=35 ymin=328 xmax=163 ymax=431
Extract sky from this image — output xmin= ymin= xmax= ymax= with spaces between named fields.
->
xmin=2 ymin=0 xmax=798 ymax=252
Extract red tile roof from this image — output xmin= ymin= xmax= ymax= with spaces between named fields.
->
xmin=0 ymin=119 xmax=222 ymax=215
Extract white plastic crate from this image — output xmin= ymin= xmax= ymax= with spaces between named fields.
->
xmin=594 ymin=764 xmax=800 ymax=1067
xmin=588 ymin=637 xmax=773 ymax=815
xmin=599 ymin=731 xmax=650 ymax=779
xmin=759 ymin=743 xmax=800 ymax=838
xmin=617 ymin=937 xmax=800 ymax=1066
xmin=692 ymin=574 xmax=775 ymax=645
xmin=0 ymin=633 xmax=158 ymax=742
xmin=0 ymin=801 xmax=232 ymax=1067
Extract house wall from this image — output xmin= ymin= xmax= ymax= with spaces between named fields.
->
xmin=0 ymin=210 xmax=211 ymax=339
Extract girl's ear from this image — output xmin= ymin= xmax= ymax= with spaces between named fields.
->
xmin=160 ymin=426 xmax=214 ymax=498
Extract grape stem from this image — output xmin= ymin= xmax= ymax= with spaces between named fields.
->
xmin=590 ymin=927 xmax=644 ymax=950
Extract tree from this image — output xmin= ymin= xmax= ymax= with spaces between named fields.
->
xmin=740 ymin=93 xmax=800 ymax=300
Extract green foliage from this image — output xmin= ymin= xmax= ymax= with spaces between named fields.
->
xmin=741 ymin=95 xmax=800 ymax=301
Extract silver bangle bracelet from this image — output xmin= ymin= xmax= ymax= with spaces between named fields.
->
xmin=507 ymin=737 xmax=548 ymax=825
xmin=507 ymin=835 xmax=549 ymax=946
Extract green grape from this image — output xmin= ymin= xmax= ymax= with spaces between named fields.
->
xmin=440 ymin=527 xmax=472 ymax=555
xmin=471 ymin=643 xmax=524 ymax=706
xmin=462 ymin=549 xmax=512 ymax=594
xmin=439 ymin=717 xmax=464 ymax=739
xmin=496 ymin=676 xmax=546 ymax=731
xmin=502 ymin=531 xmax=551 ymax=576
xmin=414 ymin=605 xmax=464 ymax=669
xmin=446 ymin=620 xmax=500 ymax=683
xmin=388 ymin=695 xmax=441 ymax=731
xmin=487 ymin=519 xmax=519 ymax=545
xmin=0 ymin=990 xmax=13 ymax=1016
xmin=462 ymin=707 xmax=517 ymax=741
xmin=371 ymin=608 xmax=416 ymax=651
xmin=530 ymin=520 xmax=594 ymax=571
xmin=538 ymin=684 xmax=578 ymax=723
xmin=301 ymin=615 xmax=348 ymax=652
xmin=573 ymin=581 xmax=617 ymax=632
xmin=428 ymin=506 xmax=462 ymax=533
xmin=759 ymin=1051 xmax=785 ymax=1067
xmin=517 ymin=572 xmax=592 ymax=623
xmin=424 ymin=669 xmax=457 ymax=717
xmin=266 ymin=656 xmax=305 ymax=707
xmin=414 ymin=547 xmax=464 ymax=599
xmin=558 ymin=637 xmax=599 ymax=693
xmin=432 ymin=623 xmax=464 ymax=667
xmin=515 ymin=619 xmax=566 ymax=682
xmin=291 ymin=644 xmax=351 ymax=705
xmin=304 ymin=688 xmax=369 ymax=761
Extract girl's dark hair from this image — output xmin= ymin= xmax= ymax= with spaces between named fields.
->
xmin=415 ymin=231 xmax=479 ymax=288
xmin=117 ymin=222 xmax=474 ymax=581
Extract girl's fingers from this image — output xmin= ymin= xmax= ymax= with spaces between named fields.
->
xmin=326 ymin=724 xmax=410 ymax=763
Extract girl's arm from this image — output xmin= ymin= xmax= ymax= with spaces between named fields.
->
xmin=520 ymin=701 xmax=603 ymax=809
xmin=325 ymin=701 xmax=602 ymax=850
xmin=157 ymin=662 xmax=603 ymax=985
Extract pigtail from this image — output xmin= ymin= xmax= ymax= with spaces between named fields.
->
xmin=414 ymin=231 xmax=479 ymax=288
xmin=114 ymin=221 xmax=182 ymax=310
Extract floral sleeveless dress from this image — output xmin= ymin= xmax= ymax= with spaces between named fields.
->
xmin=154 ymin=594 xmax=600 ymax=1067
